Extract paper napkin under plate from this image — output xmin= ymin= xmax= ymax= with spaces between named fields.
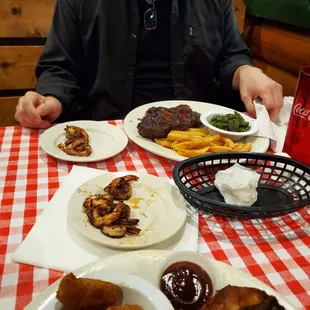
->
xmin=12 ymin=166 xmax=198 ymax=272
xmin=253 ymin=96 xmax=294 ymax=152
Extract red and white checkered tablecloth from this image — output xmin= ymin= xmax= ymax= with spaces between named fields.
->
xmin=0 ymin=121 xmax=309 ymax=310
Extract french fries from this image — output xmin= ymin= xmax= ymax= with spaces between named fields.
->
xmin=154 ymin=138 xmax=174 ymax=148
xmin=154 ymin=128 xmax=252 ymax=157
xmin=177 ymin=147 xmax=211 ymax=157
xmin=167 ymin=131 xmax=206 ymax=142
xmin=171 ymin=135 xmax=221 ymax=151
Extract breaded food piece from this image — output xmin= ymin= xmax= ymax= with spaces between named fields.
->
xmin=107 ymin=305 xmax=143 ymax=310
xmin=56 ymin=273 xmax=120 ymax=310
xmin=202 ymin=285 xmax=286 ymax=310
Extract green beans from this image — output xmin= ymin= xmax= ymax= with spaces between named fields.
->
xmin=210 ymin=112 xmax=251 ymax=132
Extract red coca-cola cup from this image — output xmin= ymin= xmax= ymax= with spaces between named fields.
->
xmin=283 ymin=66 xmax=310 ymax=165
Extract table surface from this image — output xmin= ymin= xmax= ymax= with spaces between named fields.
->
xmin=0 ymin=121 xmax=309 ymax=310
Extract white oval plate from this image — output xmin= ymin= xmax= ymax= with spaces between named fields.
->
xmin=68 ymin=172 xmax=187 ymax=249
xmin=40 ymin=121 xmax=128 ymax=162
xmin=25 ymin=250 xmax=294 ymax=310
xmin=124 ymin=100 xmax=270 ymax=162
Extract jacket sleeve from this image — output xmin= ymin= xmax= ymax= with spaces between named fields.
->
xmin=218 ymin=0 xmax=253 ymax=90
xmin=35 ymin=0 xmax=82 ymax=121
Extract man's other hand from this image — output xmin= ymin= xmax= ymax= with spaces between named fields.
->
xmin=15 ymin=91 xmax=63 ymax=128
xmin=233 ymin=65 xmax=283 ymax=122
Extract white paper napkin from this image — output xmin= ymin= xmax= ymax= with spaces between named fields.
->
xmin=12 ymin=166 xmax=198 ymax=272
xmin=253 ymin=97 xmax=294 ymax=152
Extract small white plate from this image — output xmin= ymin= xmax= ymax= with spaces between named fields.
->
xmin=68 ymin=172 xmax=187 ymax=249
xmin=40 ymin=121 xmax=128 ymax=162
xmin=200 ymin=111 xmax=258 ymax=141
xmin=25 ymin=250 xmax=295 ymax=310
xmin=124 ymin=100 xmax=270 ymax=162
xmin=25 ymin=271 xmax=173 ymax=310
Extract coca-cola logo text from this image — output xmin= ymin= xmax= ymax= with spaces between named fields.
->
xmin=293 ymin=103 xmax=310 ymax=121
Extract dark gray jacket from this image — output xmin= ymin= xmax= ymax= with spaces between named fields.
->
xmin=36 ymin=0 xmax=252 ymax=121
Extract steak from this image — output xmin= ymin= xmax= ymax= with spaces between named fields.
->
xmin=137 ymin=104 xmax=201 ymax=139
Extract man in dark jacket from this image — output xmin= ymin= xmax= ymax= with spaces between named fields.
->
xmin=15 ymin=0 xmax=283 ymax=128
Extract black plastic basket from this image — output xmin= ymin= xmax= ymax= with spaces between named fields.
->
xmin=173 ymin=153 xmax=310 ymax=219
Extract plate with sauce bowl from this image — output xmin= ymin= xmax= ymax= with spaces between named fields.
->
xmin=25 ymin=250 xmax=295 ymax=310
xmin=159 ymin=252 xmax=219 ymax=309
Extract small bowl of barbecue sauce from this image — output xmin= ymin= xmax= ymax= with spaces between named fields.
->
xmin=159 ymin=252 xmax=218 ymax=310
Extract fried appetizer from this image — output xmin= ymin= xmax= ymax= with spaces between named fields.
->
xmin=107 ymin=306 xmax=144 ymax=310
xmin=203 ymin=285 xmax=286 ymax=310
xmin=56 ymin=273 xmax=120 ymax=310
xmin=58 ymin=125 xmax=92 ymax=157
xmin=104 ymin=175 xmax=139 ymax=200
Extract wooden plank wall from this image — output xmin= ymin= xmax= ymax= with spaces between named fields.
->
xmin=0 ymin=0 xmax=55 ymax=126
xmin=243 ymin=16 xmax=310 ymax=96
xmin=234 ymin=0 xmax=247 ymax=33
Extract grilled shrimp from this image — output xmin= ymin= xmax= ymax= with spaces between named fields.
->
xmin=99 ymin=202 xmax=124 ymax=226
xmin=102 ymin=225 xmax=127 ymax=238
xmin=114 ymin=218 xmax=139 ymax=226
xmin=104 ymin=175 xmax=139 ymax=200
xmin=119 ymin=202 xmax=131 ymax=219
xmin=58 ymin=126 xmax=92 ymax=157
xmin=83 ymin=194 xmax=113 ymax=209
xmin=126 ymin=226 xmax=141 ymax=235
xmin=66 ymin=138 xmax=84 ymax=150
xmin=87 ymin=206 xmax=114 ymax=228
xmin=58 ymin=144 xmax=92 ymax=157
xmin=64 ymin=137 xmax=79 ymax=146
xmin=65 ymin=125 xmax=89 ymax=144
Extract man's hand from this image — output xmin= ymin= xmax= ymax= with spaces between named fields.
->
xmin=233 ymin=65 xmax=283 ymax=122
xmin=15 ymin=91 xmax=63 ymax=128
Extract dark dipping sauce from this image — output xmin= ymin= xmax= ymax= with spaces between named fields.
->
xmin=160 ymin=261 xmax=213 ymax=310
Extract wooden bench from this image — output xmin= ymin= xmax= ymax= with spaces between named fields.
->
xmin=0 ymin=0 xmax=309 ymax=126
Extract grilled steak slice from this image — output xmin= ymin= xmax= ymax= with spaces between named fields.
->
xmin=172 ymin=105 xmax=201 ymax=130
xmin=137 ymin=104 xmax=201 ymax=139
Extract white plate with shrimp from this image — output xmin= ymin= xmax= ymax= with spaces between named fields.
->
xmin=68 ymin=172 xmax=187 ymax=249
xmin=40 ymin=121 xmax=128 ymax=162
xmin=25 ymin=250 xmax=294 ymax=310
